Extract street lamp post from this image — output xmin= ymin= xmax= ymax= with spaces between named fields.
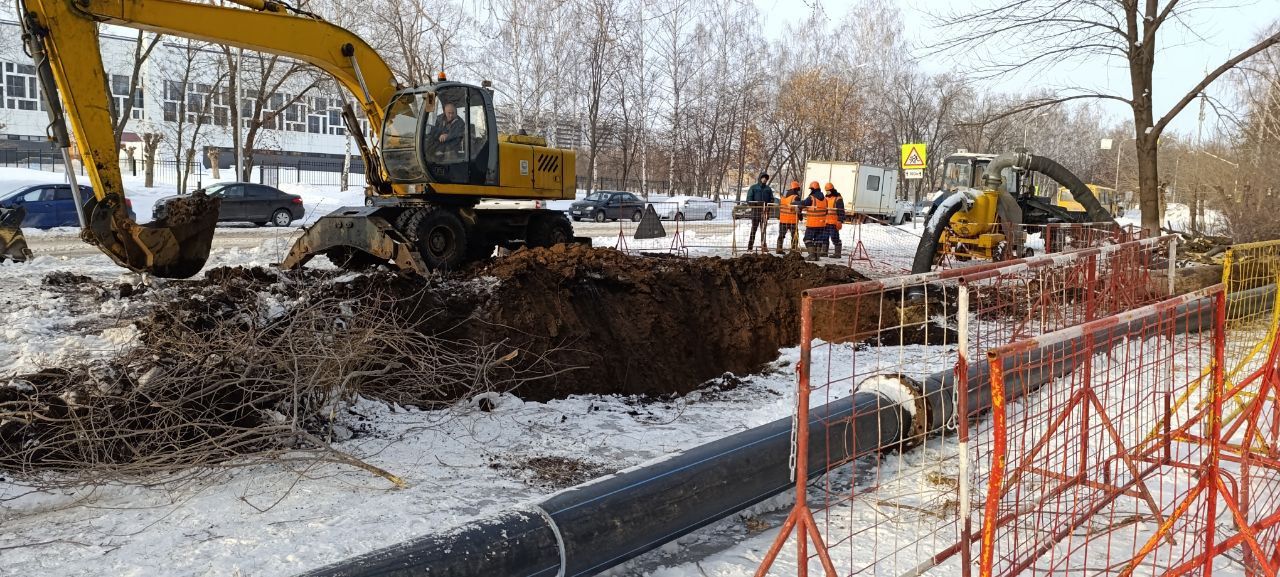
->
xmin=1101 ymin=137 xmax=1133 ymax=207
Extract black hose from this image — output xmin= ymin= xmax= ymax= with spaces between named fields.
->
xmin=910 ymin=192 xmax=969 ymax=274
xmin=1024 ymin=155 xmax=1114 ymax=224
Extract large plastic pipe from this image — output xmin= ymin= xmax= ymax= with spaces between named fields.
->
xmin=302 ymin=392 xmax=910 ymax=577
xmin=302 ymin=286 xmax=1265 ymax=577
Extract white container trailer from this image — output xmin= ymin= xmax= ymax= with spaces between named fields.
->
xmin=803 ymin=160 xmax=911 ymax=224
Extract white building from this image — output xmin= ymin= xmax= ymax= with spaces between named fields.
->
xmin=0 ymin=18 xmax=359 ymax=169
xmin=0 ymin=17 xmax=583 ymax=177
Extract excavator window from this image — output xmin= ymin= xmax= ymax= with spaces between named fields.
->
xmin=381 ymin=92 xmax=429 ymax=182
xmin=423 ymin=85 xmax=496 ymax=186
xmin=943 ymin=160 xmax=974 ymax=191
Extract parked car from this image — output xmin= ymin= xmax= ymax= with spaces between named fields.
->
xmin=0 ymin=183 xmax=134 ymax=228
xmin=569 ymin=191 xmax=645 ymax=222
xmin=652 ymin=196 xmax=719 ymax=221
xmin=155 ymin=182 xmax=303 ymax=226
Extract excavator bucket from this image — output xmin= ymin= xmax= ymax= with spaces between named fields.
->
xmin=83 ymin=193 xmax=221 ymax=279
xmin=0 ymin=206 xmax=33 ymax=263
xmin=278 ymin=206 xmax=428 ymax=275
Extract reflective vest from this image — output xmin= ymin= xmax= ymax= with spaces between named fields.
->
xmin=804 ymin=196 xmax=828 ymax=228
xmin=779 ymin=194 xmax=799 ymax=224
xmin=826 ymin=192 xmax=844 ymax=229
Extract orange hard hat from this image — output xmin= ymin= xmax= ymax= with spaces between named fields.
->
xmin=808 ymin=181 xmax=820 ymax=189
xmin=824 ymin=182 xmax=835 ymax=191
xmin=789 ymin=180 xmax=801 ymax=190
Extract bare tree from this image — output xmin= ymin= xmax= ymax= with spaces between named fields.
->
xmin=110 ymin=30 xmax=163 ymax=148
xmin=933 ymin=1 xmax=1280 ymax=235
xmin=235 ymin=53 xmax=323 ymax=180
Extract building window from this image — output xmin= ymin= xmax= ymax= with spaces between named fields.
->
xmin=163 ymin=101 xmax=178 ymax=122
xmin=4 ymin=62 xmax=39 ymax=111
xmin=307 ymin=114 xmax=322 ymax=134
xmin=327 ymin=109 xmax=345 ymax=136
xmin=110 ymin=74 xmax=144 ymax=120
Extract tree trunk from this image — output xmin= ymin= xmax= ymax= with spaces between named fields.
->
xmin=1135 ymin=135 xmax=1160 ymax=234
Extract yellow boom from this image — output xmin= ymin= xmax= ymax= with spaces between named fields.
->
xmin=19 ymin=0 xmax=400 ymax=277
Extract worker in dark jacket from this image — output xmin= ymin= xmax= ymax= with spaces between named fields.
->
xmin=801 ymin=181 xmax=827 ymax=262
xmin=745 ymin=172 xmax=773 ymax=252
xmin=823 ymin=182 xmax=846 ymax=258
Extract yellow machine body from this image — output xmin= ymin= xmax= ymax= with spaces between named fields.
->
xmin=20 ymin=0 xmax=580 ymax=277
xmin=939 ymin=188 xmax=1005 ymax=261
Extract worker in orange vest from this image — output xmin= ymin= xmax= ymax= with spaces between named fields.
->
xmin=776 ymin=181 xmax=801 ymax=254
xmin=801 ymin=181 xmax=828 ymax=262
xmin=823 ymin=182 xmax=846 ymax=259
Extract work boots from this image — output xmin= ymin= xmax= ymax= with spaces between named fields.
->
xmin=806 ymin=246 xmax=818 ymax=262
xmin=775 ymin=238 xmax=785 ymax=255
xmin=820 ymin=246 xmax=829 ymax=258
xmin=832 ymin=245 xmax=842 ymax=259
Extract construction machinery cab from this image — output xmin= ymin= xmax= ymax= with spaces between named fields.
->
xmin=940 ymin=152 xmax=1021 ymax=194
xmin=381 ymin=82 xmax=498 ymax=189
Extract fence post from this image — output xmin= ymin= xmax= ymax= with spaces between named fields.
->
xmin=957 ymin=284 xmax=973 ymax=577
xmin=1168 ymin=240 xmax=1177 ymax=296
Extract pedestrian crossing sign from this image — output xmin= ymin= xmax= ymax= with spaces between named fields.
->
xmin=900 ymin=144 xmax=927 ymax=169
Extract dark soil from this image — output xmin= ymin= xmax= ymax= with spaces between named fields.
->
xmin=141 ymin=247 xmax=867 ymax=402
xmin=453 ymin=245 xmax=865 ymax=399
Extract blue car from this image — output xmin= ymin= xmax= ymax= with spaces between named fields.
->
xmin=0 ymin=183 xmax=134 ymax=229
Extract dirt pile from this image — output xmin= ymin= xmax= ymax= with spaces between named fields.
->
xmin=141 ymin=247 xmax=865 ymax=401
xmin=456 ymin=245 xmax=864 ymax=399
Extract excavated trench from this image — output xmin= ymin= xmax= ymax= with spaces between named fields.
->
xmin=173 ymin=246 xmax=871 ymax=402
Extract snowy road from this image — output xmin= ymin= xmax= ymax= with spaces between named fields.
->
xmin=22 ymin=226 xmax=303 ymax=258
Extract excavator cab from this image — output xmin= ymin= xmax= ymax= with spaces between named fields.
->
xmin=380 ymin=82 xmax=499 ymax=188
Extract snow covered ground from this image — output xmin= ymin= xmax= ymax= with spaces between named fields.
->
xmin=4 ymin=167 xmax=1243 ymax=577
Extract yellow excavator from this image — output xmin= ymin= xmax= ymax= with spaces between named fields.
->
xmin=5 ymin=0 xmax=577 ymax=277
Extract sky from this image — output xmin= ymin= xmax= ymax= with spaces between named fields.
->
xmin=755 ymin=0 xmax=1280 ymax=138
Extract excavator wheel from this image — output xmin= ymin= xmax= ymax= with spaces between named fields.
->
xmin=527 ymin=212 xmax=573 ymax=248
xmin=415 ymin=209 xmax=468 ymax=270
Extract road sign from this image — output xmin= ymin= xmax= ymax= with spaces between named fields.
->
xmin=904 ymin=168 xmax=924 ymax=180
xmin=900 ymin=143 xmax=927 ymax=170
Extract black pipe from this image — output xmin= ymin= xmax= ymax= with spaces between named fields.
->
xmin=303 ymin=287 xmax=1266 ymax=577
xmin=302 ymin=392 xmax=910 ymax=577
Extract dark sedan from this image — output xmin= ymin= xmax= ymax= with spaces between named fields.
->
xmin=569 ymin=191 xmax=645 ymax=223
xmin=155 ymin=182 xmax=304 ymax=226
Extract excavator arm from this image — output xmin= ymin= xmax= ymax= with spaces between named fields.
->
xmin=17 ymin=0 xmax=402 ymax=278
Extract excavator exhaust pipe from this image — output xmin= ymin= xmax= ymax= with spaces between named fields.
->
xmin=0 ymin=206 xmax=33 ymax=263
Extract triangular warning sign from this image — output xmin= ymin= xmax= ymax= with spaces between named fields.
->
xmin=904 ymin=147 xmax=924 ymax=167
xmin=633 ymin=204 xmax=666 ymax=240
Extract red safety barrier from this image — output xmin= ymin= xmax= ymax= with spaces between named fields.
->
xmin=755 ymin=236 xmax=1176 ymax=577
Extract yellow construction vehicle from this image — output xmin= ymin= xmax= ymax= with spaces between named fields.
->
xmin=911 ymin=151 xmax=1117 ymax=273
xmin=11 ymin=0 xmax=577 ymax=278
xmin=1057 ymin=183 xmax=1120 ymax=215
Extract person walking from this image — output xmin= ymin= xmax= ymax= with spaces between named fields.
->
xmin=801 ymin=181 xmax=827 ymax=262
xmin=776 ymin=181 xmax=801 ymax=254
xmin=823 ymin=182 xmax=846 ymax=258
xmin=745 ymin=172 xmax=774 ymax=252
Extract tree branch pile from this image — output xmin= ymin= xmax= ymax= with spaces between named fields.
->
xmin=0 ymin=278 xmax=564 ymax=485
